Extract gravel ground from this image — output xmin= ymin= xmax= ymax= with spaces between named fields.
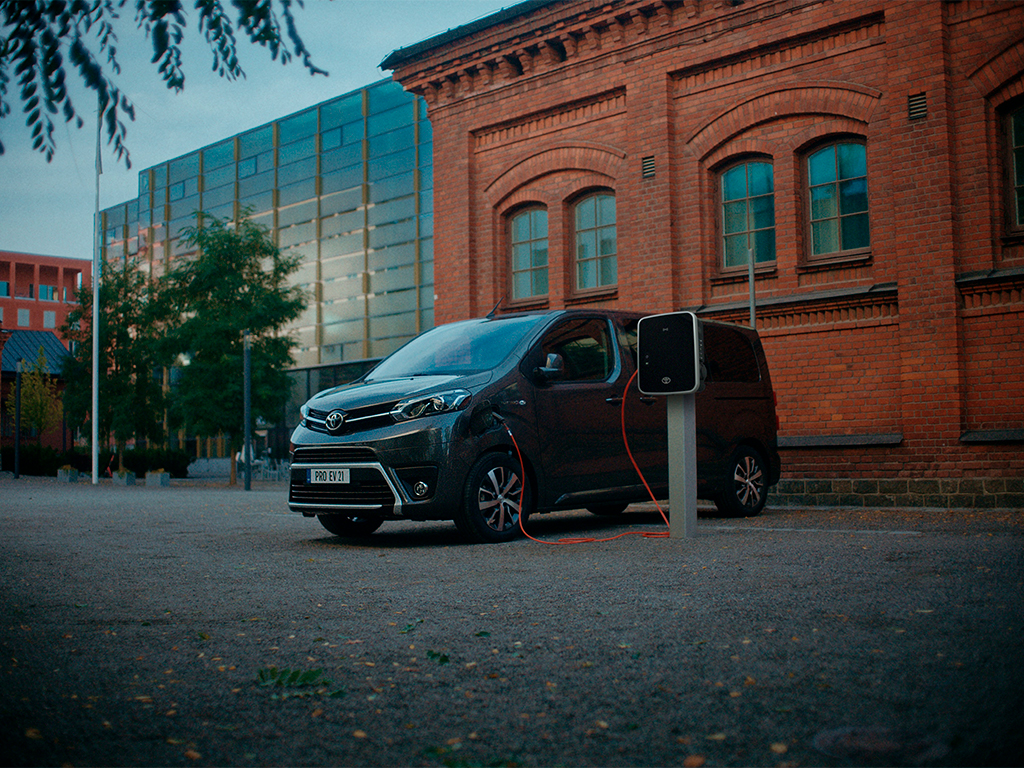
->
xmin=1 ymin=474 xmax=1022 ymax=767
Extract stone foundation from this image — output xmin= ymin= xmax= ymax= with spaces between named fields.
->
xmin=771 ymin=478 xmax=1024 ymax=510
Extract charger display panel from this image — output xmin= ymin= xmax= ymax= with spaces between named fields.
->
xmin=637 ymin=311 xmax=705 ymax=395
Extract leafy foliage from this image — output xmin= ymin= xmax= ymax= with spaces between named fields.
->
xmin=0 ymin=0 xmax=326 ymax=164
xmin=4 ymin=345 xmax=62 ymax=444
xmin=159 ymin=211 xmax=305 ymax=454
xmin=62 ymin=254 xmax=166 ymax=464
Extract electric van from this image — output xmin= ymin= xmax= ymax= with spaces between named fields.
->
xmin=288 ymin=309 xmax=781 ymax=543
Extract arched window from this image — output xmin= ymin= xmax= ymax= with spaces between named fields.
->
xmin=807 ymin=142 xmax=870 ymax=256
xmin=721 ymin=160 xmax=775 ymax=267
xmin=510 ymin=207 xmax=548 ymax=300
xmin=574 ymin=192 xmax=616 ymax=291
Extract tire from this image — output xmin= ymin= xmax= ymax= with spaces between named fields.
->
xmin=714 ymin=446 xmax=768 ymax=517
xmin=586 ymin=503 xmax=629 ymax=516
xmin=317 ymin=514 xmax=384 ymax=537
xmin=455 ymin=452 xmax=530 ymax=543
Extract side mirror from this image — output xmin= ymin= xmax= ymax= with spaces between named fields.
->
xmin=534 ymin=352 xmax=565 ymax=382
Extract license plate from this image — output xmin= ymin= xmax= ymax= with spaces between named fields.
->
xmin=307 ymin=468 xmax=350 ymax=484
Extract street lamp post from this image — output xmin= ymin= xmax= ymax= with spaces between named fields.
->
xmin=14 ymin=358 xmax=22 ymax=479
xmin=243 ymin=330 xmax=252 ymax=491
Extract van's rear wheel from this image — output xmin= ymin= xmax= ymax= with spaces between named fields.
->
xmin=455 ymin=453 xmax=530 ymax=544
xmin=318 ymin=514 xmax=384 ymax=537
xmin=714 ymin=446 xmax=768 ymax=517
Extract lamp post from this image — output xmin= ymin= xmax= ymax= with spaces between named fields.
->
xmin=243 ymin=330 xmax=252 ymax=491
xmin=14 ymin=358 xmax=23 ymax=479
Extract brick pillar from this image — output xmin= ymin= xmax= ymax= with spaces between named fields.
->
xmin=431 ymin=110 xmax=473 ymax=323
xmin=887 ymin=1 xmax=963 ymax=474
xmin=623 ymin=69 xmax=676 ymax=312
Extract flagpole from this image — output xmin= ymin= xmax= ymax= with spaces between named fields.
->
xmin=92 ymin=99 xmax=102 ymax=484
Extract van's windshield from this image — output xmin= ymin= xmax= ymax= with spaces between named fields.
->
xmin=366 ymin=315 xmax=545 ymax=380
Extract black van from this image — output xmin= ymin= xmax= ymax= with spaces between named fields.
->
xmin=288 ymin=310 xmax=780 ymax=543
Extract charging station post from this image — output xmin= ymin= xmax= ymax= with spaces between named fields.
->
xmin=667 ymin=394 xmax=698 ymax=538
xmin=637 ymin=311 xmax=705 ymax=539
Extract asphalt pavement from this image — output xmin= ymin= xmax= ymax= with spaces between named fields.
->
xmin=1 ymin=474 xmax=1022 ymax=767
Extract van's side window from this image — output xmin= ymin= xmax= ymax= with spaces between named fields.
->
xmin=703 ymin=325 xmax=760 ymax=383
xmin=541 ymin=318 xmax=614 ymax=381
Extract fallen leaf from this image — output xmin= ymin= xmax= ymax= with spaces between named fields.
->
xmin=770 ymin=742 xmax=788 ymax=754
xmin=682 ymin=756 xmax=706 ymax=767
xmin=707 ymin=732 xmax=727 ymax=741
xmin=184 ymin=750 xmax=202 ymax=761
xmin=25 ymin=728 xmax=43 ymax=740
xmin=353 ymin=730 xmax=367 ymax=739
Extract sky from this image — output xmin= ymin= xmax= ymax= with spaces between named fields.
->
xmin=0 ymin=0 xmax=509 ymax=262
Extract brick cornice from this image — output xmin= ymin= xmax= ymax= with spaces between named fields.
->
xmin=693 ymin=282 xmax=898 ymax=335
xmin=474 ymin=89 xmax=627 ymax=151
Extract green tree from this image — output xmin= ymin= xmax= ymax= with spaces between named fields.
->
xmin=0 ymin=0 xmax=325 ymax=164
xmin=161 ymin=212 xmax=305 ymax=484
xmin=62 ymin=254 xmax=166 ymax=469
xmin=4 ymin=345 xmax=62 ymax=445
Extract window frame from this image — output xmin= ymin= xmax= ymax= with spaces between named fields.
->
xmin=804 ymin=139 xmax=871 ymax=262
xmin=508 ymin=206 xmax=549 ymax=303
xmin=573 ymin=190 xmax=617 ymax=294
xmin=718 ymin=158 xmax=777 ymax=271
xmin=1006 ymin=103 xmax=1024 ymax=236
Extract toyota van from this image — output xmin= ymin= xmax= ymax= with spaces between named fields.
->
xmin=289 ymin=310 xmax=780 ymax=543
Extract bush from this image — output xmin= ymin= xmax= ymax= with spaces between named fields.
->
xmin=1 ymin=446 xmax=193 ymax=478
xmin=122 ymin=448 xmax=192 ymax=478
xmin=1 ymin=444 xmax=63 ymax=476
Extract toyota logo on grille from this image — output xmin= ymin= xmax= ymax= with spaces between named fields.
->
xmin=325 ymin=410 xmax=347 ymax=432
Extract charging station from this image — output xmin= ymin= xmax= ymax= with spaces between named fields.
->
xmin=637 ymin=312 xmax=705 ymax=538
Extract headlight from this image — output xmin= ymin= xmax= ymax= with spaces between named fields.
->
xmin=390 ymin=390 xmax=470 ymax=421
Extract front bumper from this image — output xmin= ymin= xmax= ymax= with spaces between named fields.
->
xmin=287 ymin=417 xmax=472 ymax=521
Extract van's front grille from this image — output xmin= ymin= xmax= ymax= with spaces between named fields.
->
xmin=292 ymin=446 xmax=376 ymax=464
xmin=304 ymin=403 xmax=398 ymax=435
xmin=289 ymin=465 xmax=396 ymax=511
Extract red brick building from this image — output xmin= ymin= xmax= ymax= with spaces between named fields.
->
xmin=384 ymin=0 xmax=1024 ymax=507
xmin=1 ymin=250 xmax=90 ymax=338
xmin=0 ymin=251 xmax=87 ymax=453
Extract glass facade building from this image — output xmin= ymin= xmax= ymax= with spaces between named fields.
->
xmin=100 ymin=79 xmax=434 ymax=371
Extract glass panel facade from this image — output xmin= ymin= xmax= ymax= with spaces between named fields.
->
xmin=99 ymin=78 xmax=431 ymax=374
xmin=808 ymin=142 xmax=870 ymax=256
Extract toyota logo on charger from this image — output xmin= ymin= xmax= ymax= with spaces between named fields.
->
xmin=325 ymin=410 xmax=347 ymax=432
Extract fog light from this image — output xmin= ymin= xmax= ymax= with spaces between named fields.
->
xmin=412 ymin=481 xmax=429 ymax=498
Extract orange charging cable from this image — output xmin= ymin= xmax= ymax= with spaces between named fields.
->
xmin=508 ymin=370 xmax=670 ymax=545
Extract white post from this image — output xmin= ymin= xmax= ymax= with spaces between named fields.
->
xmin=91 ymin=100 xmax=102 ymax=484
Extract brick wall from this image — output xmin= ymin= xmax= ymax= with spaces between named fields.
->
xmin=388 ymin=0 xmax=1024 ymax=496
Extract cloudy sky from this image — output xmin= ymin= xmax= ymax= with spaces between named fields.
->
xmin=0 ymin=0 xmax=508 ymax=262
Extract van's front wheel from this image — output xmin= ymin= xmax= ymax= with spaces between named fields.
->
xmin=714 ymin=446 xmax=768 ymax=517
xmin=455 ymin=453 xmax=530 ymax=543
